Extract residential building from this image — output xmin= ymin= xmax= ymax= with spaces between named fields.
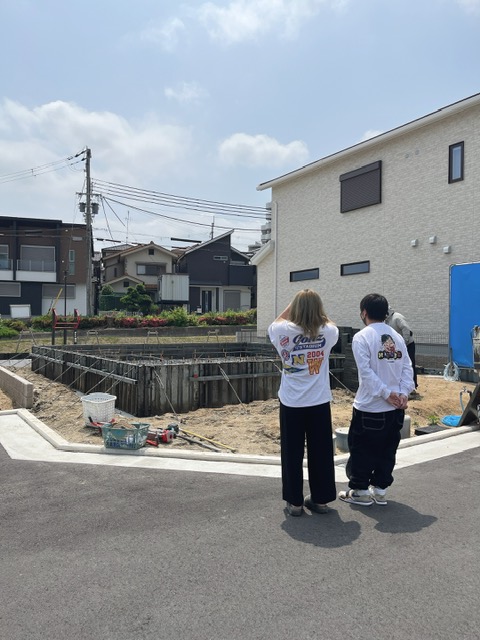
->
xmin=253 ymin=93 xmax=480 ymax=335
xmin=0 ymin=216 xmax=88 ymax=317
xmin=175 ymin=231 xmax=255 ymax=312
xmin=101 ymin=241 xmax=176 ymax=300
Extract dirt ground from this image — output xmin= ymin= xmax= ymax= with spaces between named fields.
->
xmin=0 ymin=365 xmax=477 ymax=455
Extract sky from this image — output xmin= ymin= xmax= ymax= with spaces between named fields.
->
xmin=0 ymin=0 xmax=479 ymax=253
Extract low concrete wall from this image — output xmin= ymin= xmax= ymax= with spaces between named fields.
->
xmin=0 ymin=366 xmax=34 ymax=408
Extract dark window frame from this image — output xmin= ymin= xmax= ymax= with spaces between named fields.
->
xmin=0 ymin=282 xmax=21 ymax=297
xmin=341 ymin=261 xmax=370 ymax=276
xmin=42 ymin=284 xmax=76 ymax=299
xmin=136 ymin=263 xmax=166 ymax=276
xmin=290 ymin=268 xmax=319 ymax=282
xmin=448 ymin=141 xmax=464 ymax=183
xmin=340 ymin=161 xmax=382 ymax=213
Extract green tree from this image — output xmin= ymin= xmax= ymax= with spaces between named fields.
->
xmin=120 ymin=284 xmax=153 ymax=315
xmin=100 ymin=284 xmax=114 ymax=296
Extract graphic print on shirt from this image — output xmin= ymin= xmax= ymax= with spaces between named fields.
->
xmin=283 ymin=333 xmax=326 ymax=375
xmin=378 ymin=334 xmax=402 ymax=360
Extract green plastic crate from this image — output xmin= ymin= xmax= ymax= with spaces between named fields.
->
xmin=102 ymin=423 xmax=150 ymax=450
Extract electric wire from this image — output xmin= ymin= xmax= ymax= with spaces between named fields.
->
xmin=93 ymin=179 xmax=267 ymax=217
xmin=0 ymin=151 xmax=86 ymax=185
xmin=102 ymin=196 xmax=261 ymax=233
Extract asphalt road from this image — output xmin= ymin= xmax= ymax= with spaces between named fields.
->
xmin=1 ymin=442 xmax=479 ymax=640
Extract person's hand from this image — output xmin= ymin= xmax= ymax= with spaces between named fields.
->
xmin=398 ymin=394 xmax=408 ymax=410
xmin=386 ymin=392 xmax=402 ymax=408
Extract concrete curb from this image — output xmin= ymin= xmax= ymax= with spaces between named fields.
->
xmin=1 ymin=408 xmax=478 ymax=467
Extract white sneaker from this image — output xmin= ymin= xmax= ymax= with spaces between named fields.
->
xmin=369 ymin=486 xmax=387 ymax=505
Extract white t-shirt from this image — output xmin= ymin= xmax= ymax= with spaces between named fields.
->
xmin=268 ymin=320 xmax=339 ymax=408
xmin=352 ymin=322 xmax=415 ymax=412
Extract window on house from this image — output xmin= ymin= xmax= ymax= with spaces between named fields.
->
xmin=290 ymin=268 xmax=319 ymax=282
xmin=114 ymin=267 xmax=117 ymax=277
xmin=0 ymin=282 xmax=21 ymax=297
xmin=43 ymin=284 xmax=75 ymax=299
xmin=449 ymin=142 xmax=464 ymax=183
xmin=224 ymin=290 xmax=241 ymax=310
xmin=123 ymin=280 xmax=130 ymax=287
xmin=341 ymin=261 xmax=370 ymax=276
xmin=213 ymin=256 xmax=228 ymax=261
xmin=137 ymin=263 xmax=166 ymax=276
xmin=0 ymin=244 xmax=9 ymax=270
xmin=19 ymin=245 xmax=55 ymax=271
xmin=148 ymin=248 xmax=154 ymax=255
xmin=340 ymin=161 xmax=382 ymax=213
xmin=68 ymin=249 xmax=75 ymax=276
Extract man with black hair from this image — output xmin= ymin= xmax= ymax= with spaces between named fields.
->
xmin=339 ymin=293 xmax=415 ymax=506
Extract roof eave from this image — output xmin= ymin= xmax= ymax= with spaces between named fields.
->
xmin=257 ymin=92 xmax=480 ymax=191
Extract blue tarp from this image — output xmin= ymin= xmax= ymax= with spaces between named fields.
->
xmin=449 ymin=262 xmax=480 ymax=368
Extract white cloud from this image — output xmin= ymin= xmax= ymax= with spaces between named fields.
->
xmin=456 ymin=0 xmax=480 ymax=13
xmin=0 ymin=99 xmax=193 ymax=220
xmin=218 ymin=132 xmax=309 ymax=168
xmin=164 ymin=82 xmax=209 ymax=104
xmin=359 ymin=129 xmax=384 ymax=142
xmin=137 ymin=17 xmax=185 ymax=51
xmin=197 ymin=0 xmax=342 ymax=43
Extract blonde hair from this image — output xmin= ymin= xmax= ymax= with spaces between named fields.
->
xmin=289 ymin=289 xmax=331 ymax=339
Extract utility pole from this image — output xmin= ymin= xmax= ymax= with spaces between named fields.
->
xmin=85 ymin=147 xmax=93 ymax=316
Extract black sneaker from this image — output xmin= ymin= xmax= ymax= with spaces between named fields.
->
xmin=286 ymin=502 xmax=303 ymax=516
xmin=304 ymin=495 xmax=331 ymax=514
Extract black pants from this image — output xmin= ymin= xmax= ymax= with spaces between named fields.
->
xmin=407 ymin=341 xmax=418 ymax=388
xmin=346 ymin=408 xmax=404 ymax=491
xmin=279 ymin=402 xmax=336 ymax=506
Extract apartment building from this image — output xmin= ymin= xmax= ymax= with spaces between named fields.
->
xmin=0 ymin=216 xmax=88 ymax=317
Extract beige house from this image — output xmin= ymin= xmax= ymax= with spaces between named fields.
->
xmin=102 ymin=242 xmax=176 ymax=299
xmin=253 ymin=93 xmax=480 ymax=335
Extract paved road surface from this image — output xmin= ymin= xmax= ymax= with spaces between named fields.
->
xmin=1 ymin=419 xmax=479 ymax=640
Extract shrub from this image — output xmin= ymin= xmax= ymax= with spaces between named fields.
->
xmin=120 ymin=284 xmax=153 ymax=315
xmin=114 ymin=315 xmax=140 ymax=328
xmin=139 ymin=316 xmax=169 ymax=328
xmin=78 ymin=315 xmax=107 ymax=330
xmin=31 ymin=315 xmax=53 ymax=330
xmin=196 ymin=310 xmax=255 ymax=326
xmin=0 ymin=323 xmax=19 ymax=338
xmin=167 ymin=306 xmax=190 ymax=327
xmin=2 ymin=318 xmax=27 ymax=332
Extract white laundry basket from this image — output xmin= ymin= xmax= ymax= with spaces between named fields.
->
xmin=81 ymin=393 xmax=116 ymax=425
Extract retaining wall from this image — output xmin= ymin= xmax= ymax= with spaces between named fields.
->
xmin=0 ymin=365 xmax=34 ymax=408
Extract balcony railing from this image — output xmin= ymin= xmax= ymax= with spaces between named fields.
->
xmin=17 ymin=259 xmax=56 ymax=272
xmin=0 ymin=258 xmax=12 ymax=270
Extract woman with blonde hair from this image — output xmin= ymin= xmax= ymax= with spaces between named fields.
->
xmin=268 ymin=289 xmax=339 ymax=516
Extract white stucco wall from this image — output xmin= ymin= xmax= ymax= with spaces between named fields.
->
xmin=123 ymin=247 xmax=173 ymax=286
xmin=43 ymin=284 xmax=87 ymax=316
xmin=256 ymin=102 xmax=480 ymax=335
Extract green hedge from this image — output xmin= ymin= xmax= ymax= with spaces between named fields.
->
xmin=24 ymin=309 xmax=257 ymax=330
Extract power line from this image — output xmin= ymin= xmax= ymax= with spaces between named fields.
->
xmin=101 ymin=196 xmax=262 ymax=233
xmin=0 ymin=150 xmax=86 ymax=185
xmin=93 ymin=179 xmax=267 ymax=218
